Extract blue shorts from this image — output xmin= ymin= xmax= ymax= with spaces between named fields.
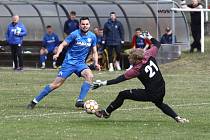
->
xmin=57 ymin=63 xmax=89 ymax=79
xmin=46 ymin=46 xmax=56 ymax=54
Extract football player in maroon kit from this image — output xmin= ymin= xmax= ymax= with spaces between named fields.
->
xmin=92 ymin=33 xmax=189 ymax=123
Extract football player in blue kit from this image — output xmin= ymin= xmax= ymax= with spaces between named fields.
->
xmin=27 ymin=17 xmax=101 ymax=109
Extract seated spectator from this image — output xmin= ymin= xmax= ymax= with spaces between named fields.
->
xmin=160 ymin=27 xmax=176 ymax=44
xmin=40 ymin=25 xmax=60 ymax=69
xmin=132 ymin=28 xmax=146 ymax=49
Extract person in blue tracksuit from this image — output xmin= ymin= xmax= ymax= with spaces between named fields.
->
xmin=40 ymin=25 xmax=60 ymax=69
xmin=103 ymin=12 xmax=124 ymax=71
xmin=64 ymin=11 xmax=79 ymax=36
xmin=27 ymin=17 xmax=101 ymax=109
xmin=6 ymin=15 xmax=27 ymax=71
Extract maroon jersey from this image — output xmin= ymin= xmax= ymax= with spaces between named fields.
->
xmin=124 ymin=45 xmax=165 ymax=93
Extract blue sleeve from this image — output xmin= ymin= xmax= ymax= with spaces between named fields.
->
xmin=119 ymin=22 xmax=124 ymax=41
xmin=64 ymin=32 xmax=76 ymax=44
xmin=19 ymin=23 xmax=27 ymax=37
xmin=160 ymin=36 xmax=164 ymax=44
xmin=160 ymin=35 xmax=166 ymax=44
xmin=42 ymin=35 xmax=47 ymax=47
xmin=103 ymin=23 xmax=108 ymax=41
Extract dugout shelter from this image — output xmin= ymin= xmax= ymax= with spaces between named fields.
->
xmin=0 ymin=0 xmax=190 ymax=67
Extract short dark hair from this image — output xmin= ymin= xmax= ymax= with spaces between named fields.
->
xmin=46 ymin=25 xmax=52 ymax=28
xmin=110 ymin=11 xmax=116 ymax=15
xmin=165 ymin=26 xmax=171 ymax=32
xmin=80 ymin=17 xmax=89 ymax=23
xmin=70 ymin=11 xmax=76 ymax=15
xmin=135 ymin=28 xmax=142 ymax=32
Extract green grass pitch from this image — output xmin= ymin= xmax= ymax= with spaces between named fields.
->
xmin=1 ymin=39 xmax=210 ymax=140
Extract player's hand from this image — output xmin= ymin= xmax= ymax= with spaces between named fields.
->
xmin=53 ymin=54 xmax=59 ymax=61
xmin=14 ymin=31 xmax=20 ymax=36
xmin=95 ymin=63 xmax=101 ymax=71
xmin=142 ymin=31 xmax=153 ymax=40
xmin=15 ymin=32 xmax=20 ymax=36
xmin=91 ymin=80 xmax=107 ymax=90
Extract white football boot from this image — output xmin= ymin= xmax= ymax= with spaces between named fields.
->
xmin=175 ymin=116 xmax=189 ymax=123
xmin=109 ymin=63 xmax=114 ymax=72
xmin=115 ymin=61 xmax=121 ymax=71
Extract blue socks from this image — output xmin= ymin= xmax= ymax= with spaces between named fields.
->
xmin=34 ymin=81 xmax=90 ymax=103
xmin=35 ymin=85 xmax=53 ymax=103
xmin=77 ymin=81 xmax=91 ymax=101
xmin=40 ymin=54 xmax=47 ymax=63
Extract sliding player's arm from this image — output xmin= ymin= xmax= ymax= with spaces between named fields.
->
xmin=92 ymin=75 xmax=127 ymax=90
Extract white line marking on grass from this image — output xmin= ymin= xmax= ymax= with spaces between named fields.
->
xmin=2 ymin=102 xmax=209 ymax=119
xmin=3 ymin=111 xmax=85 ymax=119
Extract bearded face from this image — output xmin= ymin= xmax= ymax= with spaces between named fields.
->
xmin=80 ymin=19 xmax=90 ymax=33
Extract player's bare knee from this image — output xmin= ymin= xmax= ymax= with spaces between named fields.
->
xmin=40 ymin=49 xmax=44 ymax=55
xmin=85 ymin=74 xmax=93 ymax=83
xmin=89 ymin=73 xmax=94 ymax=80
xmin=50 ymin=83 xmax=60 ymax=89
xmin=50 ymin=78 xmax=65 ymax=89
xmin=82 ymin=70 xmax=93 ymax=83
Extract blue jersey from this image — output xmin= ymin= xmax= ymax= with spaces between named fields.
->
xmin=6 ymin=22 xmax=27 ymax=45
xmin=63 ymin=29 xmax=97 ymax=65
xmin=42 ymin=32 xmax=60 ymax=49
xmin=136 ymin=37 xmax=145 ymax=49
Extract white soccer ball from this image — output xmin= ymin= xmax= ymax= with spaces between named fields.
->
xmin=84 ymin=100 xmax=99 ymax=114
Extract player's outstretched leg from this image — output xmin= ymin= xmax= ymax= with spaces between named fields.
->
xmin=27 ymin=100 xmax=37 ymax=109
xmin=75 ymin=101 xmax=85 ymax=108
xmin=27 ymin=85 xmax=53 ymax=109
xmin=27 ymin=77 xmax=65 ymax=109
xmin=95 ymin=109 xmax=110 ymax=119
xmin=95 ymin=90 xmax=128 ymax=118
xmin=154 ymin=102 xmax=189 ymax=123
